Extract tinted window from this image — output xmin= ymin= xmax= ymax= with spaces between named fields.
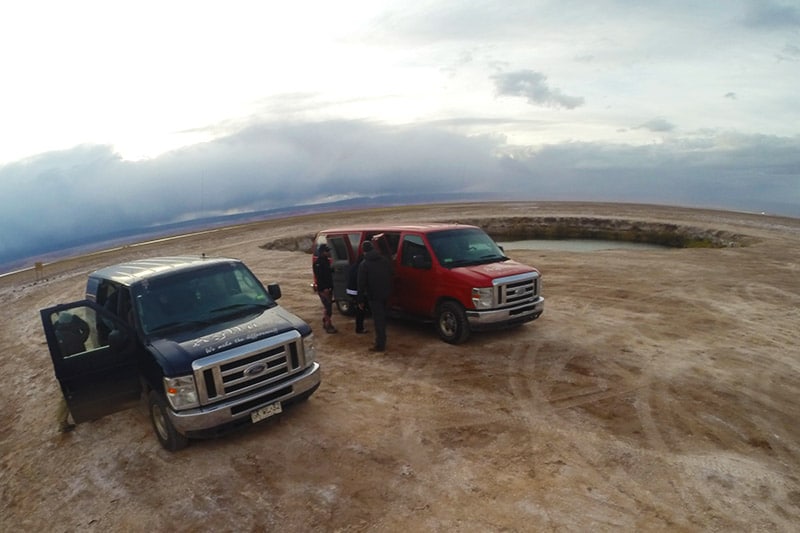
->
xmin=134 ymin=262 xmax=273 ymax=336
xmin=49 ymin=307 xmax=107 ymax=358
xmin=347 ymin=233 xmax=361 ymax=254
xmin=428 ymin=228 xmax=506 ymax=268
xmin=329 ymin=236 xmax=349 ymax=261
xmin=401 ymin=235 xmax=430 ymax=267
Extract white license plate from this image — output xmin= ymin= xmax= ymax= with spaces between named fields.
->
xmin=250 ymin=402 xmax=283 ymax=423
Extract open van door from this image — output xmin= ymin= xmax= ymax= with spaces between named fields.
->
xmin=325 ymin=235 xmax=355 ymax=314
xmin=40 ymin=301 xmax=141 ymax=424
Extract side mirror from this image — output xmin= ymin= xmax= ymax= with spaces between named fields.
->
xmin=268 ymin=283 xmax=282 ymax=300
xmin=411 ymin=255 xmax=432 ymax=270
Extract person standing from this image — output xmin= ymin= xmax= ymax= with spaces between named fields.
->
xmin=346 ymin=255 xmax=367 ymax=334
xmin=358 ymin=240 xmax=392 ymax=351
xmin=313 ymin=244 xmax=338 ymax=333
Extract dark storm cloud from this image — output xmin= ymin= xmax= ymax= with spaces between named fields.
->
xmin=492 ymin=70 xmax=585 ymax=109
xmin=778 ymin=44 xmax=800 ymax=61
xmin=1 ymin=119 xmax=798 ymax=270
xmin=743 ymin=1 xmax=800 ymax=29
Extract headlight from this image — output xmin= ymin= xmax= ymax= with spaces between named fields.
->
xmin=303 ymin=333 xmax=317 ymax=364
xmin=471 ymin=287 xmax=493 ymax=309
xmin=164 ymin=375 xmax=199 ymax=410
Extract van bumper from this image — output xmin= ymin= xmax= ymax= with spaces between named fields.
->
xmin=167 ymin=362 xmax=321 ymax=436
xmin=465 ymin=297 xmax=544 ymax=330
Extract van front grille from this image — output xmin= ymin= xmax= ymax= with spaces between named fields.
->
xmin=191 ymin=330 xmax=304 ymax=405
xmin=494 ymin=273 xmax=538 ymax=307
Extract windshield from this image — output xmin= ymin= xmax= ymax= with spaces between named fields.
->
xmin=134 ymin=262 xmax=274 ymax=336
xmin=428 ymin=228 xmax=508 ymax=268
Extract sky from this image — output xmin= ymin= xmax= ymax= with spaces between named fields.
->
xmin=1 ymin=0 xmax=799 ymax=270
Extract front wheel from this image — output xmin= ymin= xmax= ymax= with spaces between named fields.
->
xmin=436 ymin=301 xmax=471 ymax=344
xmin=148 ymin=391 xmax=189 ymax=452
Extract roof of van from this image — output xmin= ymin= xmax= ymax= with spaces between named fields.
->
xmin=317 ymin=223 xmax=478 ymax=234
xmin=89 ymin=256 xmax=240 ymax=286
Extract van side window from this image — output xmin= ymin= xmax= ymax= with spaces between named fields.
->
xmin=329 ymin=236 xmax=349 ymax=261
xmin=366 ymin=232 xmax=401 ymax=256
xmin=49 ymin=307 xmax=106 ymax=358
xmin=401 ymin=235 xmax=430 ymax=268
xmin=384 ymin=233 xmax=401 ymax=255
xmin=96 ymin=282 xmax=135 ymax=333
xmin=347 ymin=233 xmax=361 ymax=254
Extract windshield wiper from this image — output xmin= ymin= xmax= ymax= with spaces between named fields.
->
xmin=210 ymin=302 xmax=269 ymax=315
xmin=476 ymin=254 xmax=508 ymax=263
xmin=446 ymin=259 xmax=473 ymax=267
xmin=149 ymin=319 xmax=214 ymax=335
xmin=445 ymin=255 xmax=509 ymax=268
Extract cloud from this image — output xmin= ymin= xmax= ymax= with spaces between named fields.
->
xmin=778 ymin=44 xmax=800 ymax=61
xmin=636 ymin=118 xmax=676 ymax=132
xmin=491 ymin=70 xmax=585 ymax=109
xmin=742 ymin=1 xmax=800 ymax=29
xmin=2 ymin=118 xmax=798 ymax=271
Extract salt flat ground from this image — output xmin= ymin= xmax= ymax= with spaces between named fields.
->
xmin=1 ymin=202 xmax=798 ymax=532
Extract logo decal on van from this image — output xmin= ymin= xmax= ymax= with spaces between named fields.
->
xmin=244 ymin=363 xmax=268 ymax=377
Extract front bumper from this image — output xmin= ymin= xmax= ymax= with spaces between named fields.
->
xmin=465 ymin=297 xmax=544 ymax=330
xmin=167 ymin=362 xmax=321 ymax=434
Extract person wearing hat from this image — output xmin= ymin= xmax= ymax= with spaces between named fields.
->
xmin=357 ymin=239 xmax=392 ymax=351
xmin=313 ymin=243 xmax=338 ymax=333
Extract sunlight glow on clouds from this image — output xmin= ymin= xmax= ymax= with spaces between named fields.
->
xmin=2 ymin=0 xmax=797 ymax=164
xmin=0 ymin=0 xmax=799 ymax=268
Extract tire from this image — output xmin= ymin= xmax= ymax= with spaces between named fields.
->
xmin=148 ymin=391 xmax=189 ymax=452
xmin=436 ymin=301 xmax=471 ymax=344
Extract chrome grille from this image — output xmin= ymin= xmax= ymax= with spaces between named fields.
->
xmin=192 ymin=330 xmax=303 ymax=405
xmin=494 ymin=272 xmax=538 ymax=307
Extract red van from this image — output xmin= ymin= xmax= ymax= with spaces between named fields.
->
xmin=312 ymin=224 xmax=544 ymax=344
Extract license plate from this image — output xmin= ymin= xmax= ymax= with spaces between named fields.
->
xmin=250 ymin=402 xmax=282 ymax=423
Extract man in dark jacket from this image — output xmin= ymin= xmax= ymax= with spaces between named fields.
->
xmin=357 ymin=240 xmax=392 ymax=351
xmin=313 ymin=244 xmax=338 ymax=333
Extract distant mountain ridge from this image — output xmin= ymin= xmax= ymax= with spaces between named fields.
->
xmin=0 ymin=193 xmax=492 ymax=275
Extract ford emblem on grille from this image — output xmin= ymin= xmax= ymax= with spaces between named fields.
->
xmin=244 ymin=363 xmax=267 ymax=377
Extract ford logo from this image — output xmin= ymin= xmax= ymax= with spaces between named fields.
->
xmin=244 ymin=363 xmax=267 ymax=377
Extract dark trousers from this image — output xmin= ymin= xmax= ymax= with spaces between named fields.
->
xmin=369 ymin=298 xmax=387 ymax=350
xmin=352 ymin=296 xmax=366 ymax=332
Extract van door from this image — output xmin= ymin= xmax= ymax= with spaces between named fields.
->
xmin=40 ymin=301 xmax=141 ymax=423
xmin=326 ymin=235 xmax=354 ymax=310
xmin=393 ymin=233 xmax=437 ymax=317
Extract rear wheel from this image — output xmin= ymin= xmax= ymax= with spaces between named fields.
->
xmin=148 ymin=391 xmax=189 ymax=452
xmin=436 ymin=301 xmax=471 ymax=344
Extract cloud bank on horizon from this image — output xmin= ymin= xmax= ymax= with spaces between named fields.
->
xmin=1 ymin=1 xmax=799 ymax=268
